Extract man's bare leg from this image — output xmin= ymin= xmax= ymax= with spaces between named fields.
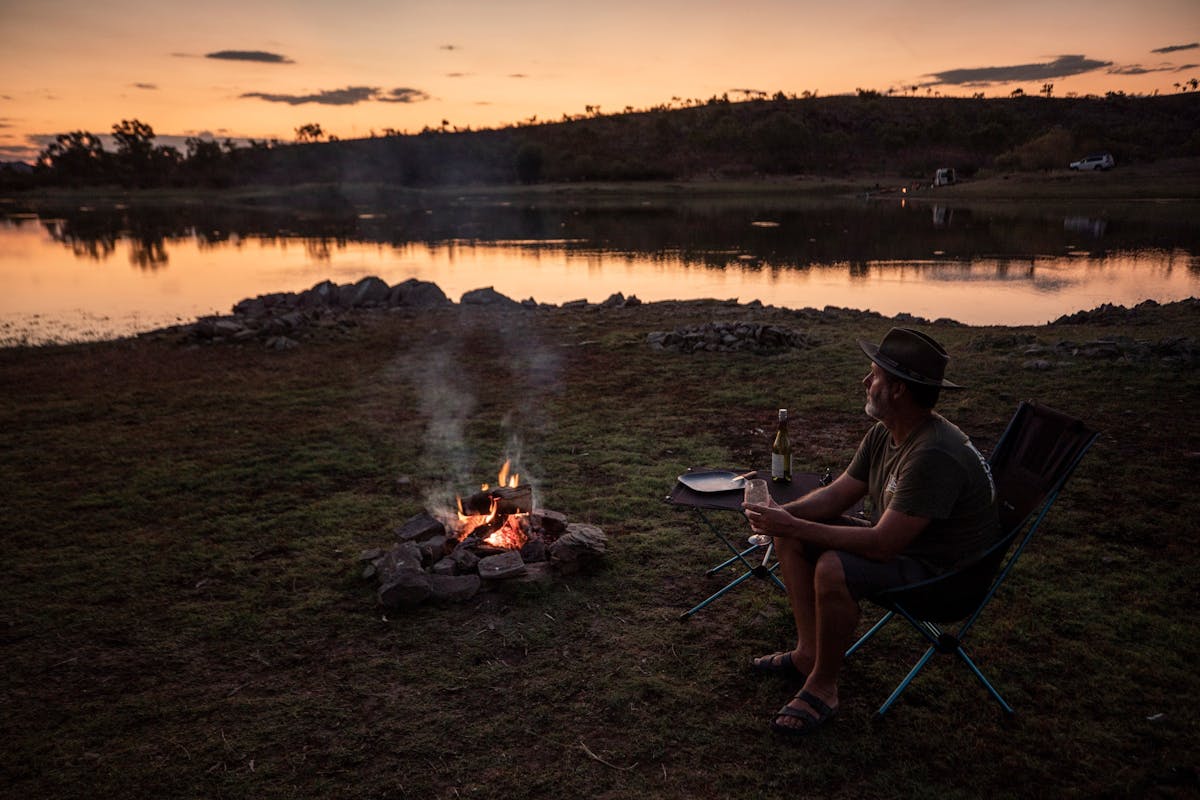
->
xmin=758 ymin=537 xmax=818 ymax=675
xmin=774 ymin=550 xmax=860 ymax=730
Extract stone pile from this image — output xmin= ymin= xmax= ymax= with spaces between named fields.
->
xmin=646 ymin=321 xmax=820 ymax=354
xmin=176 ymin=276 xmax=452 ymax=348
xmin=169 ymin=277 xmax=650 ymax=349
xmin=1051 ymin=298 xmax=1198 ymax=326
xmin=1020 ymin=337 xmax=1196 ymax=369
xmin=360 ymin=509 xmax=608 ymax=610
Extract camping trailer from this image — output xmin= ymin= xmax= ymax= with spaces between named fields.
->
xmin=933 ymin=168 xmax=956 ymax=187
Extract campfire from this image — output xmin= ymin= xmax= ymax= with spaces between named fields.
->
xmin=360 ymin=459 xmax=609 ymax=609
xmin=453 ymin=459 xmax=533 ymax=550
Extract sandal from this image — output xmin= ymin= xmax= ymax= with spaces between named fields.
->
xmin=770 ymin=689 xmax=838 ymax=737
xmin=750 ymin=651 xmax=807 ymax=683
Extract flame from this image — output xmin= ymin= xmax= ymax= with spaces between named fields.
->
xmin=497 ymin=459 xmax=520 ymax=488
xmin=456 ymin=494 xmax=498 ymax=531
xmin=450 ymin=459 xmax=530 ymax=549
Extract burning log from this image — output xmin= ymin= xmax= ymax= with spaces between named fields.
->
xmin=459 ymin=484 xmax=533 ymax=516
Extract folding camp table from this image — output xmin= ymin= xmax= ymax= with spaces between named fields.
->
xmin=666 ymin=470 xmax=821 ymax=619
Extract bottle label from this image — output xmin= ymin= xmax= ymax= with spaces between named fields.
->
xmin=771 ymin=453 xmax=790 ymax=479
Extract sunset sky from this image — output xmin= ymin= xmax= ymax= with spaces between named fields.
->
xmin=2 ymin=0 xmax=1198 ymax=163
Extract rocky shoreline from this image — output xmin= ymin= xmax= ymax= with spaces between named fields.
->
xmin=157 ymin=273 xmax=946 ymax=350
xmin=147 ymin=274 xmax=1199 ymax=367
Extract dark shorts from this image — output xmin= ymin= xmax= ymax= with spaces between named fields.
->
xmin=833 ymin=551 xmax=940 ymax=601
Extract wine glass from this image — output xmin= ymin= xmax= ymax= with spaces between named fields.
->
xmin=743 ymin=478 xmax=771 ymax=547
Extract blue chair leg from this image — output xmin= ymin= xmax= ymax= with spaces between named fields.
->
xmin=678 ymin=567 xmax=759 ymax=619
xmin=846 ymin=611 xmax=895 ymax=657
xmin=875 ymin=645 xmax=938 ymax=718
xmin=955 ymin=647 xmax=1015 ymax=715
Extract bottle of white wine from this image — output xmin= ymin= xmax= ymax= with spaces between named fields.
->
xmin=771 ymin=408 xmax=791 ymax=483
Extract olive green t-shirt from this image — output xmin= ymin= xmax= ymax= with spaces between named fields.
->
xmin=847 ymin=413 xmax=1001 ymax=569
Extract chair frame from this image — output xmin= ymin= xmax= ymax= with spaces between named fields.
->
xmin=844 ymin=401 xmax=1099 ymax=718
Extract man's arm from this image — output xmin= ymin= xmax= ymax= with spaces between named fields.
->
xmin=745 ymin=472 xmax=930 ymax=561
xmin=779 ymin=471 xmax=867 ymax=521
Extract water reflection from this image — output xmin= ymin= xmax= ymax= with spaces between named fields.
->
xmin=24 ymin=198 xmax=1200 ymax=268
xmin=2 ymin=196 xmax=1198 ymax=344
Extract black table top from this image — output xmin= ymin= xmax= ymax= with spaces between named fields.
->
xmin=665 ymin=469 xmax=822 ymax=512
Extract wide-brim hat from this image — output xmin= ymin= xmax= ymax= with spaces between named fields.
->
xmin=858 ymin=327 xmax=964 ymax=389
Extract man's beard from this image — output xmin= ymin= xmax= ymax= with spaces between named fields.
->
xmin=865 ymin=388 xmax=892 ymax=421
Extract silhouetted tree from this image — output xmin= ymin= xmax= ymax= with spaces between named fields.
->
xmin=295 ymin=123 xmax=324 ymax=142
xmin=185 ymin=137 xmax=231 ymax=187
xmin=111 ymin=119 xmax=161 ymax=186
xmin=36 ymin=131 xmax=109 ymax=185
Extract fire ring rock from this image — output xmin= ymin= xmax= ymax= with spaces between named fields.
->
xmin=395 ymin=512 xmax=446 ymax=544
xmin=429 ymin=574 xmax=482 ymax=603
xmin=378 ymin=570 xmax=433 ymax=609
xmin=549 ymin=523 xmax=608 ymax=574
xmin=375 ymin=542 xmax=423 ymax=583
xmin=477 ymin=550 xmax=527 ymax=580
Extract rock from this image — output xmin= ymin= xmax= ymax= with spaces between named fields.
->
xmin=431 ymin=556 xmax=457 ymax=576
xmin=298 ymin=280 xmax=339 ymax=307
xmin=519 ymin=537 xmax=547 ymax=563
xmin=450 ymin=546 xmax=480 ymax=573
xmin=358 ymin=548 xmax=385 ymax=562
xmin=395 ymin=512 xmax=446 ymax=543
xmin=265 ymin=336 xmax=299 ymax=350
xmin=532 ymin=509 xmax=568 ymax=535
xmin=213 ymin=319 xmax=244 ymax=337
xmin=233 ymin=297 xmax=266 ymax=316
xmin=388 ymin=278 xmax=451 ymax=308
xmin=343 ymin=276 xmax=391 ymax=307
xmin=477 ymin=550 xmax=527 ymax=580
xmin=1023 ymin=359 xmax=1053 ymax=370
xmin=378 ymin=570 xmax=432 ymax=608
xmin=600 ymin=292 xmax=626 ymax=308
xmin=376 ymin=542 xmax=424 ymax=583
xmin=550 ymin=523 xmax=607 ymax=574
xmin=419 ymin=534 xmax=450 ymax=564
xmin=496 ymin=561 xmax=553 ymax=589
xmin=278 ymin=311 xmax=306 ymax=331
xmin=428 ymin=574 xmax=481 ymax=603
xmin=461 ymin=286 xmax=522 ymax=309
xmin=1078 ymin=341 xmax=1123 ymax=359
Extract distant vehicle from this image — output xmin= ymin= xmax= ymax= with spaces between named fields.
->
xmin=933 ymin=167 xmax=956 ymax=186
xmin=1070 ymin=153 xmax=1115 ymax=171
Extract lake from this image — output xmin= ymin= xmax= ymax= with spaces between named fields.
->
xmin=2 ymin=195 xmax=1198 ymax=345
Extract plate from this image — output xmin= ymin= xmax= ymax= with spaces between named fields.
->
xmin=677 ymin=470 xmax=746 ymax=493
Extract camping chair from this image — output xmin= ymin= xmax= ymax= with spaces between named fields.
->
xmin=844 ymin=400 xmax=1099 ymax=718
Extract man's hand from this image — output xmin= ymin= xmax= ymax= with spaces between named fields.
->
xmin=743 ymin=500 xmax=799 ymax=538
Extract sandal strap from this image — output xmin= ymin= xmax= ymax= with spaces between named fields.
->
xmin=775 ymin=704 xmax=818 ymax=723
xmin=794 ymin=690 xmax=834 ymax=718
xmin=754 ymin=651 xmax=788 ymax=668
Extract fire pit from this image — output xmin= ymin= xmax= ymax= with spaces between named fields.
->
xmin=361 ymin=460 xmax=608 ymax=609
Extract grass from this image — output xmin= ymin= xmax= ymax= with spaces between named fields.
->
xmin=1 ymin=299 xmax=1198 ymax=798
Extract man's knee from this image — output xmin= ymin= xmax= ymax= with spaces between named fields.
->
xmin=813 ymin=551 xmax=851 ymax=597
xmin=774 ymin=537 xmax=810 ymax=561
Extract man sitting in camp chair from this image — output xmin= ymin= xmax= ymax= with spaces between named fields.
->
xmin=742 ymin=328 xmax=1001 ymax=736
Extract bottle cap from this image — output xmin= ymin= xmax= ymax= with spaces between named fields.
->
xmin=778 ymin=408 xmax=787 ymax=420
